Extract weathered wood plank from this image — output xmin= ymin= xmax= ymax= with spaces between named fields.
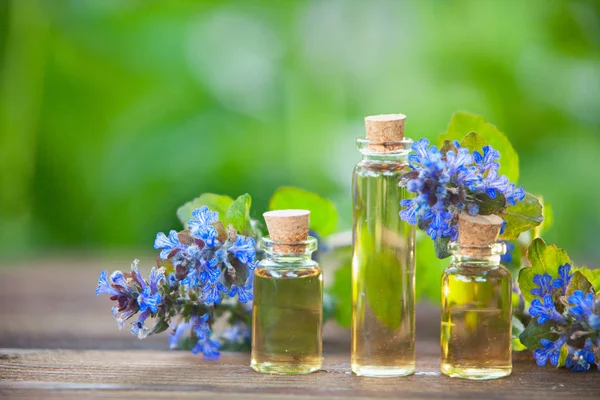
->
xmin=0 ymin=349 xmax=598 ymax=400
xmin=1 ymin=258 xmax=599 ymax=399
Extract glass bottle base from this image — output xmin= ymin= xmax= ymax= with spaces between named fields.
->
xmin=351 ymin=364 xmax=415 ymax=377
xmin=251 ymin=360 xmax=321 ymax=375
xmin=440 ymin=364 xmax=511 ymax=380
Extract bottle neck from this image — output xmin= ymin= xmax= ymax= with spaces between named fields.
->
xmin=260 ymin=236 xmax=318 ymax=266
xmin=356 ymin=138 xmax=412 ymax=163
xmin=449 ymin=241 xmax=506 ymax=266
xmin=263 ymin=252 xmax=314 ymax=265
xmin=451 ymin=253 xmax=502 ymax=266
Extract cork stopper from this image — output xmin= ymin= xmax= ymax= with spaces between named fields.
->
xmin=263 ymin=209 xmax=310 ymax=253
xmin=457 ymin=212 xmax=503 ymax=257
xmin=364 ymin=114 xmax=406 ymax=153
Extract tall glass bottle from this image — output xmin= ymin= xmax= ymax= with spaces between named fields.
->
xmin=441 ymin=213 xmax=512 ymax=380
xmin=251 ymin=210 xmax=323 ymax=374
xmin=351 ymin=114 xmax=416 ymax=377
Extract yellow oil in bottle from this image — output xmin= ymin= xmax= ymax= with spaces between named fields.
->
xmin=251 ymin=265 xmax=323 ymax=374
xmin=441 ymin=263 xmax=512 ymax=380
xmin=351 ymin=159 xmax=416 ymax=377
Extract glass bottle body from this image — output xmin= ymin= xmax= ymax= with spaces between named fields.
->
xmin=351 ymin=141 xmax=416 ymax=377
xmin=251 ymin=237 xmax=323 ymax=374
xmin=441 ymin=243 xmax=512 ymax=380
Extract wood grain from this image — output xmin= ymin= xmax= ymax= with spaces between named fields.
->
xmin=1 ymin=257 xmax=599 ymax=399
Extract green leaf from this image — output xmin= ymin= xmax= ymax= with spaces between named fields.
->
xmin=439 ymin=112 xmax=519 ymax=182
xmin=225 ymin=193 xmax=252 ymax=235
xmin=473 ymin=191 xmax=506 ymax=215
xmin=519 ymin=238 xmax=571 ymax=303
xmin=460 ymin=131 xmax=489 ymax=152
xmin=149 ymin=316 xmax=170 ymax=335
xmin=573 ymin=267 xmax=600 ymax=293
xmin=440 ymin=139 xmax=459 ymax=155
xmin=499 ymin=192 xmax=544 ymax=240
xmin=565 ymin=271 xmax=593 ymax=297
xmin=557 ymin=344 xmax=569 ymax=368
xmin=512 ymin=315 xmax=528 ymax=351
xmin=519 ymin=319 xmax=559 ymax=350
xmin=177 ymin=193 xmax=234 ymax=228
xmin=268 ymin=187 xmax=338 ymax=237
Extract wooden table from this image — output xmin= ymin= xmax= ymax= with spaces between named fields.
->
xmin=1 ymin=257 xmax=598 ymax=399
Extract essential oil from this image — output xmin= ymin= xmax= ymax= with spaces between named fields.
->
xmin=251 ymin=263 xmax=323 ymax=374
xmin=251 ymin=210 xmax=323 ymax=374
xmin=440 ymin=213 xmax=512 ymax=380
xmin=351 ymin=114 xmax=416 ymax=377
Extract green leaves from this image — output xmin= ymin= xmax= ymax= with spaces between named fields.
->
xmin=499 ymin=192 xmax=544 ymax=240
xmin=572 ymin=267 xmax=600 ymax=293
xmin=519 ymin=319 xmax=559 ymax=349
xmin=518 ymin=238 xmax=571 ymax=303
xmin=268 ymin=187 xmax=338 ymax=237
xmin=565 ymin=271 xmax=593 ymax=297
xmin=557 ymin=344 xmax=569 ymax=368
xmin=439 ymin=112 xmax=519 ymax=182
xmin=177 ymin=193 xmax=234 ymax=228
xmin=512 ymin=316 xmax=528 ymax=351
xmin=226 ymin=194 xmax=252 ymax=235
xmin=460 ymin=131 xmax=489 ymax=153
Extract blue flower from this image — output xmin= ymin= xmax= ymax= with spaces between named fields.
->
xmin=400 ymin=140 xmax=524 ymax=241
xmin=191 ymin=224 xmax=219 ymax=248
xmin=137 ymin=285 xmax=162 ymax=313
xmin=154 ymin=230 xmax=182 ymax=259
xmin=199 ymin=257 xmax=221 ymax=284
xmin=169 ymin=320 xmax=192 ymax=349
xmin=192 ymin=337 xmax=221 ymax=360
xmin=530 ymin=295 xmax=566 ymax=325
xmin=531 ymin=273 xmax=554 ymax=298
xmin=551 ymin=264 xmax=572 ymax=295
xmin=533 ymin=336 xmax=566 ymax=367
xmin=228 ymin=235 xmax=256 ymax=264
xmin=565 ymin=339 xmax=595 ymax=372
xmin=474 ymin=145 xmax=500 ymax=172
xmin=189 ymin=206 xmax=219 ymax=227
xmin=222 ymin=322 xmax=250 ymax=344
xmin=130 ymin=309 xmax=151 ymax=339
xmin=96 ymin=270 xmax=120 ymax=297
xmin=202 ymin=281 xmax=228 ymax=305
xmin=229 ymin=283 xmax=253 ymax=303
xmin=181 ymin=266 xmax=200 ymax=289
xmin=191 ymin=313 xmax=211 ymax=340
xmin=568 ymin=290 xmax=600 ymax=329
xmin=188 ymin=207 xmax=220 ymax=248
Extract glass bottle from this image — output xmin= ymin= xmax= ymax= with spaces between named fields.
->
xmin=351 ymin=115 xmax=416 ymax=377
xmin=441 ymin=241 xmax=512 ymax=380
xmin=251 ymin=236 xmax=323 ymax=374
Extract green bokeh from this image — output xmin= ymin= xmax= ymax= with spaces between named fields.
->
xmin=1 ymin=0 xmax=599 ymax=264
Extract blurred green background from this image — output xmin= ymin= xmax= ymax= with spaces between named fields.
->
xmin=1 ymin=0 xmax=599 ymax=264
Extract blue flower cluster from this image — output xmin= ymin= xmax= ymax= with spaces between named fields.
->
xmin=400 ymin=139 xmax=525 ymax=240
xmin=97 ymin=206 xmax=257 ymax=360
xmin=154 ymin=206 xmax=256 ymax=307
xmin=96 ymin=260 xmax=165 ymax=339
xmin=528 ymin=264 xmax=600 ymax=372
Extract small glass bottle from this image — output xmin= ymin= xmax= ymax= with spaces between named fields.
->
xmin=251 ymin=210 xmax=323 ymax=374
xmin=441 ymin=213 xmax=512 ymax=380
xmin=351 ymin=114 xmax=416 ymax=377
